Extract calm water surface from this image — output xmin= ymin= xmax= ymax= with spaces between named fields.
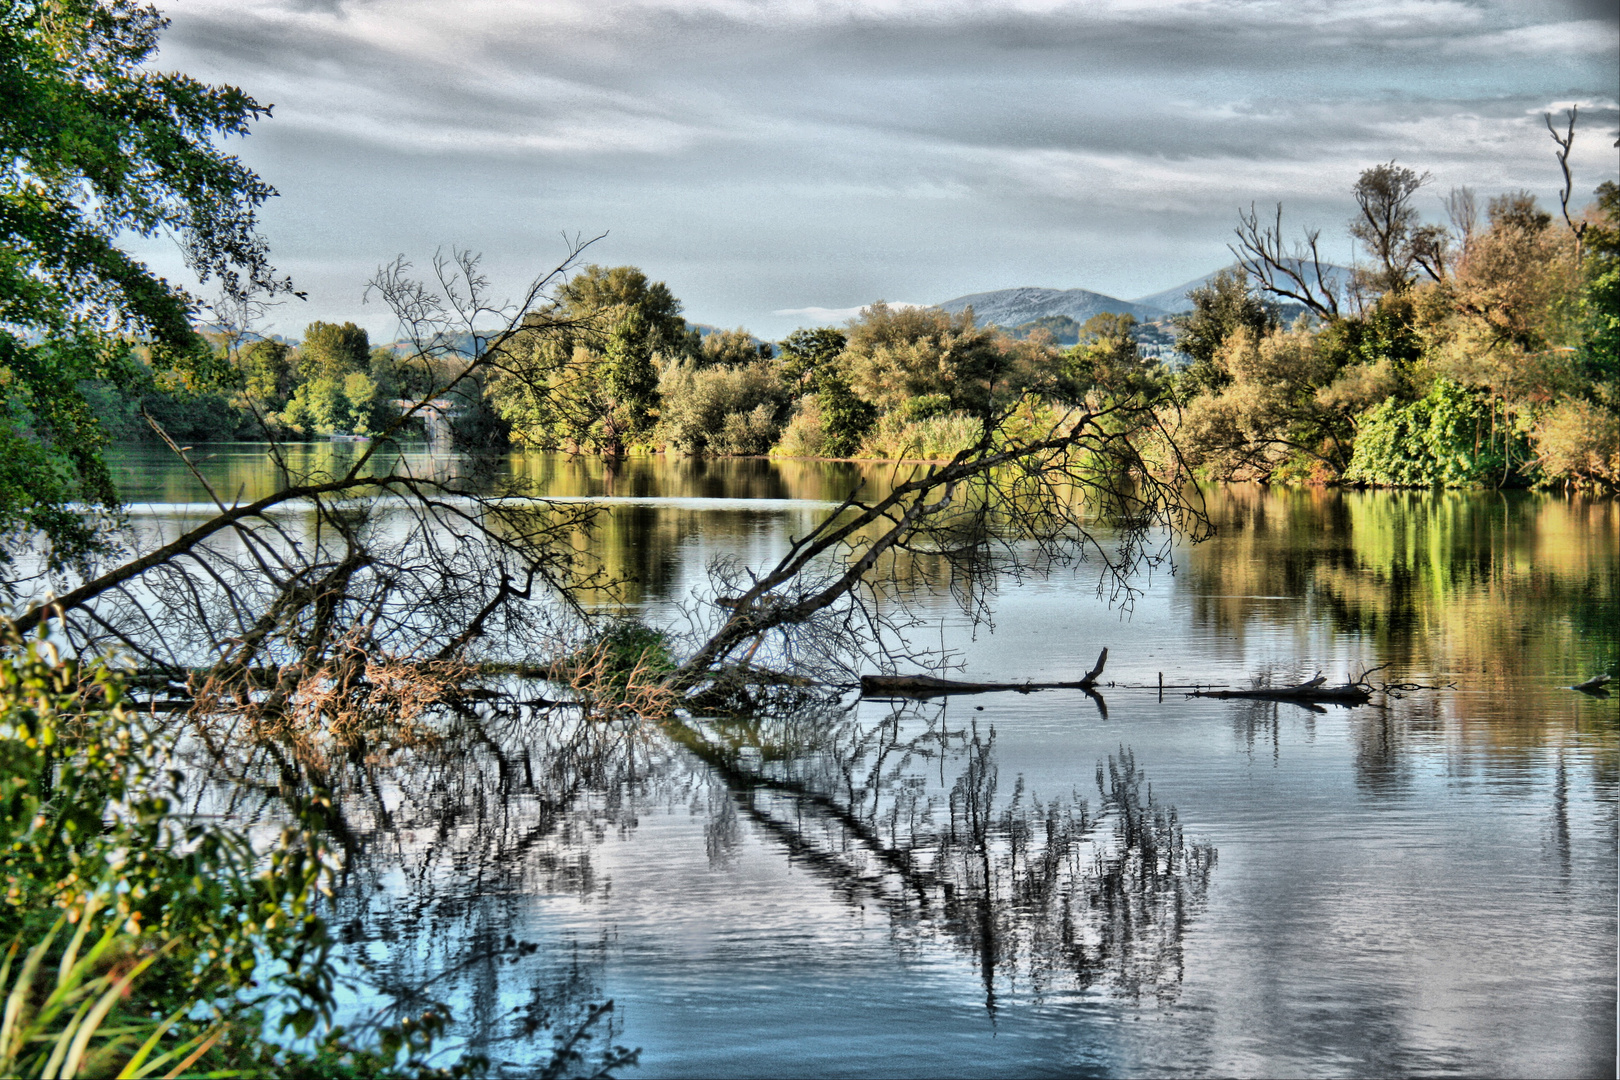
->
xmin=111 ymin=445 xmax=1619 ymax=1077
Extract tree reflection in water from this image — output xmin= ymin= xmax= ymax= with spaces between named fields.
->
xmin=187 ymin=693 xmax=1215 ymax=1068
xmin=189 ymin=702 xmax=664 ymax=1075
xmin=669 ymin=703 xmax=1216 ymax=1013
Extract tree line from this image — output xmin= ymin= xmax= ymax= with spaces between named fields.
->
xmin=113 ymin=156 xmax=1616 ymax=493
xmin=466 ymin=154 xmax=1617 ymax=492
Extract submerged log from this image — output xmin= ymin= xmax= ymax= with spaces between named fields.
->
xmin=1188 ymin=672 xmax=1371 ymax=705
xmin=861 ymin=649 xmax=1108 ymax=699
xmin=1571 ymin=673 xmax=1613 ymax=697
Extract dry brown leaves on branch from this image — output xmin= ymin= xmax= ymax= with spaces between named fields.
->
xmin=555 ymin=643 xmax=678 ymax=723
xmin=188 ymin=632 xmax=472 ymax=770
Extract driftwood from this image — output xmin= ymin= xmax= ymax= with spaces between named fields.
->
xmin=1571 ymin=673 xmax=1613 ymax=698
xmin=1187 ymin=673 xmax=1371 ymax=705
xmin=860 ymin=649 xmax=1107 ymax=699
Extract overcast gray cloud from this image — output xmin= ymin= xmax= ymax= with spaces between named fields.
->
xmin=140 ymin=0 xmax=1618 ymax=339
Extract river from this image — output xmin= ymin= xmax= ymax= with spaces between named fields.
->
xmin=108 ymin=443 xmax=1619 ymax=1078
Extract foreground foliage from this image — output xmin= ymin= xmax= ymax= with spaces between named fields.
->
xmin=0 ymin=0 xmax=291 ymax=571
xmin=0 ymin=628 xmax=494 ymax=1077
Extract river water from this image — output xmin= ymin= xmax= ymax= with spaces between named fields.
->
xmin=110 ymin=444 xmax=1619 ymax=1078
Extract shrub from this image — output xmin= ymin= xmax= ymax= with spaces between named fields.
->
xmin=1344 ymin=378 xmax=1520 ymax=487
xmin=657 ymin=359 xmax=789 ymax=455
xmin=859 ymin=410 xmax=983 ymax=461
xmin=1531 ymin=399 xmax=1620 ymax=489
xmin=772 ymin=396 xmax=830 ymax=458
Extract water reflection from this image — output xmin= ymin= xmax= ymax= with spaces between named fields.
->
xmin=219 ymin=691 xmax=1217 ymax=1069
xmin=669 ymin=705 xmax=1216 ymax=1011
xmin=1183 ymin=485 xmax=1619 ymax=685
xmin=116 ymin=450 xmax=1614 ymax=1075
xmin=108 ymin=443 xmax=886 ymax=509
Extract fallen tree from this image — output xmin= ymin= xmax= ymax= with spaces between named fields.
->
xmin=660 ymin=391 xmax=1209 ymax=706
xmin=860 ymin=648 xmax=1108 ymax=699
xmin=15 ymin=245 xmax=1214 ymax=793
xmin=1188 ymin=672 xmax=1372 ymax=705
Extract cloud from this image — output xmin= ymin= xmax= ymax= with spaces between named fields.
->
xmin=773 ymin=302 xmax=927 ymax=323
xmin=145 ymin=0 xmax=1618 ymax=339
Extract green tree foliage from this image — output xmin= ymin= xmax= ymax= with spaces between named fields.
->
xmin=777 ymin=327 xmax=846 ymax=393
xmin=775 ymin=326 xmax=877 ymax=456
xmin=698 ymin=326 xmax=773 ymax=368
xmin=548 ymin=264 xmax=694 ymax=359
xmin=1343 ymin=378 xmax=1515 ymax=486
xmin=0 ymin=0 xmax=288 ymax=569
xmin=1580 ymin=181 xmax=1620 ymax=396
xmin=659 ymin=357 xmax=790 ymax=455
xmin=598 ymin=311 xmax=659 ymax=455
xmin=240 ymin=338 xmax=297 ymax=407
xmin=0 ymin=630 xmax=493 ymax=1076
xmin=1173 ymin=269 xmax=1279 ymax=393
xmin=276 ymin=323 xmax=389 ymax=436
xmin=1312 ymin=293 xmax=1428 ymax=416
xmin=491 ymin=265 xmax=696 ymax=453
xmin=1527 ymin=181 xmax=1620 ymax=487
xmin=843 ymin=303 xmax=1009 ymax=416
xmin=0 ymin=631 xmax=328 ymax=1071
xmin=1062 ymin=312 xmax=1153 ymax=398
xmin=1177 ymin=325 xmax=1350 ymax=481
xmin=297 ymin=320 xmax=370 ymax=382
xmin=1187 ymin=157 xmax=1615 ymax=490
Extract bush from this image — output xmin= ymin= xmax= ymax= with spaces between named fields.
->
xmin=859 ymin=410 xmax=983 ymax=461
xmin=1531 ymin=399 xmax=1620 ymax=489
xmin=1344 ymin=378 xmax=1520 ymax=487
xmin=772 ymin=396 xmax=829 ymax=458
xmin=657 ymin=358 xmax=789 ymax=455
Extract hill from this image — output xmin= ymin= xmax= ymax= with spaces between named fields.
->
xmin=1129 ymin=261 xmax=1355 ymax=314
xmin=936 ymin=286 xmax=1167 ymax=328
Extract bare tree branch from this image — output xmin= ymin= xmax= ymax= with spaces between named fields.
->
xmin=1231 ymin=203 xmax=1342 ymax=318
xmin=1545 ymin=106 xmax=1588 ymax=258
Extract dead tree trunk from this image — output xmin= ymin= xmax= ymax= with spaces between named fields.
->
xmin=860 ymin=649 xmax=1108 ymax=699
xmin=1188 ymin=673 xmax=1371 ymax=705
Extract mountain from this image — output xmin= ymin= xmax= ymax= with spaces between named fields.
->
xmin=1128 ymin=273 xmax=1221 ymax=314
xmin=936 ymin=287 xmax=1167 ymax=328
xmin=1129 ymin=261 xmax=1356 ymax=314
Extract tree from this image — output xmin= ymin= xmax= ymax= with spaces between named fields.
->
xmin=490 ymin=264 xmax=695 ymax=451
xmin=1348 ymin=161 xmax=1430 ymax=295
xmin=1544 ymin=106 xmax=1590 ymax=259
xmin=843 ymin=303 xmax=1009 ymax=417
xmin=297 ymin=320 xmax=370 ymax=381
xmin=1232 ymin=204 xmax=1343 ymax=319
xmin=774 ymin=326 xmax=877 ymax=456
xmin=238 ymin=338 xmax=296 ymax=407
xmin=1447 ymin=192 xmax=1573 ymax=356
xmin=1579 ymin=181 xmax=1620 ymax=397
xmin=545 ymin=263 xmax=694 ymax=360
xmin=698 ymin=326 xmax=773 ymax=368
xmin=0 ymin=0 xmax=291 ymax=574
xmin=598 ymin=311 xmax=658 ymax=455
xmin=1175 ymin=324 xmax=1350 ymax=482
xmin=1172 ymin=268 xmax=1279 ymax=394
xmin=658 ymin=357 xmax=789 ymax=455
xmin=1063 ymin=312 xmax=1149 ymax=396
xmin=777 ymin=327 xmax=846 ymax=393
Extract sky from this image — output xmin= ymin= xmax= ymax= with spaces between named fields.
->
xmin=142 ymin=0 xmax=1620 ymax=341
